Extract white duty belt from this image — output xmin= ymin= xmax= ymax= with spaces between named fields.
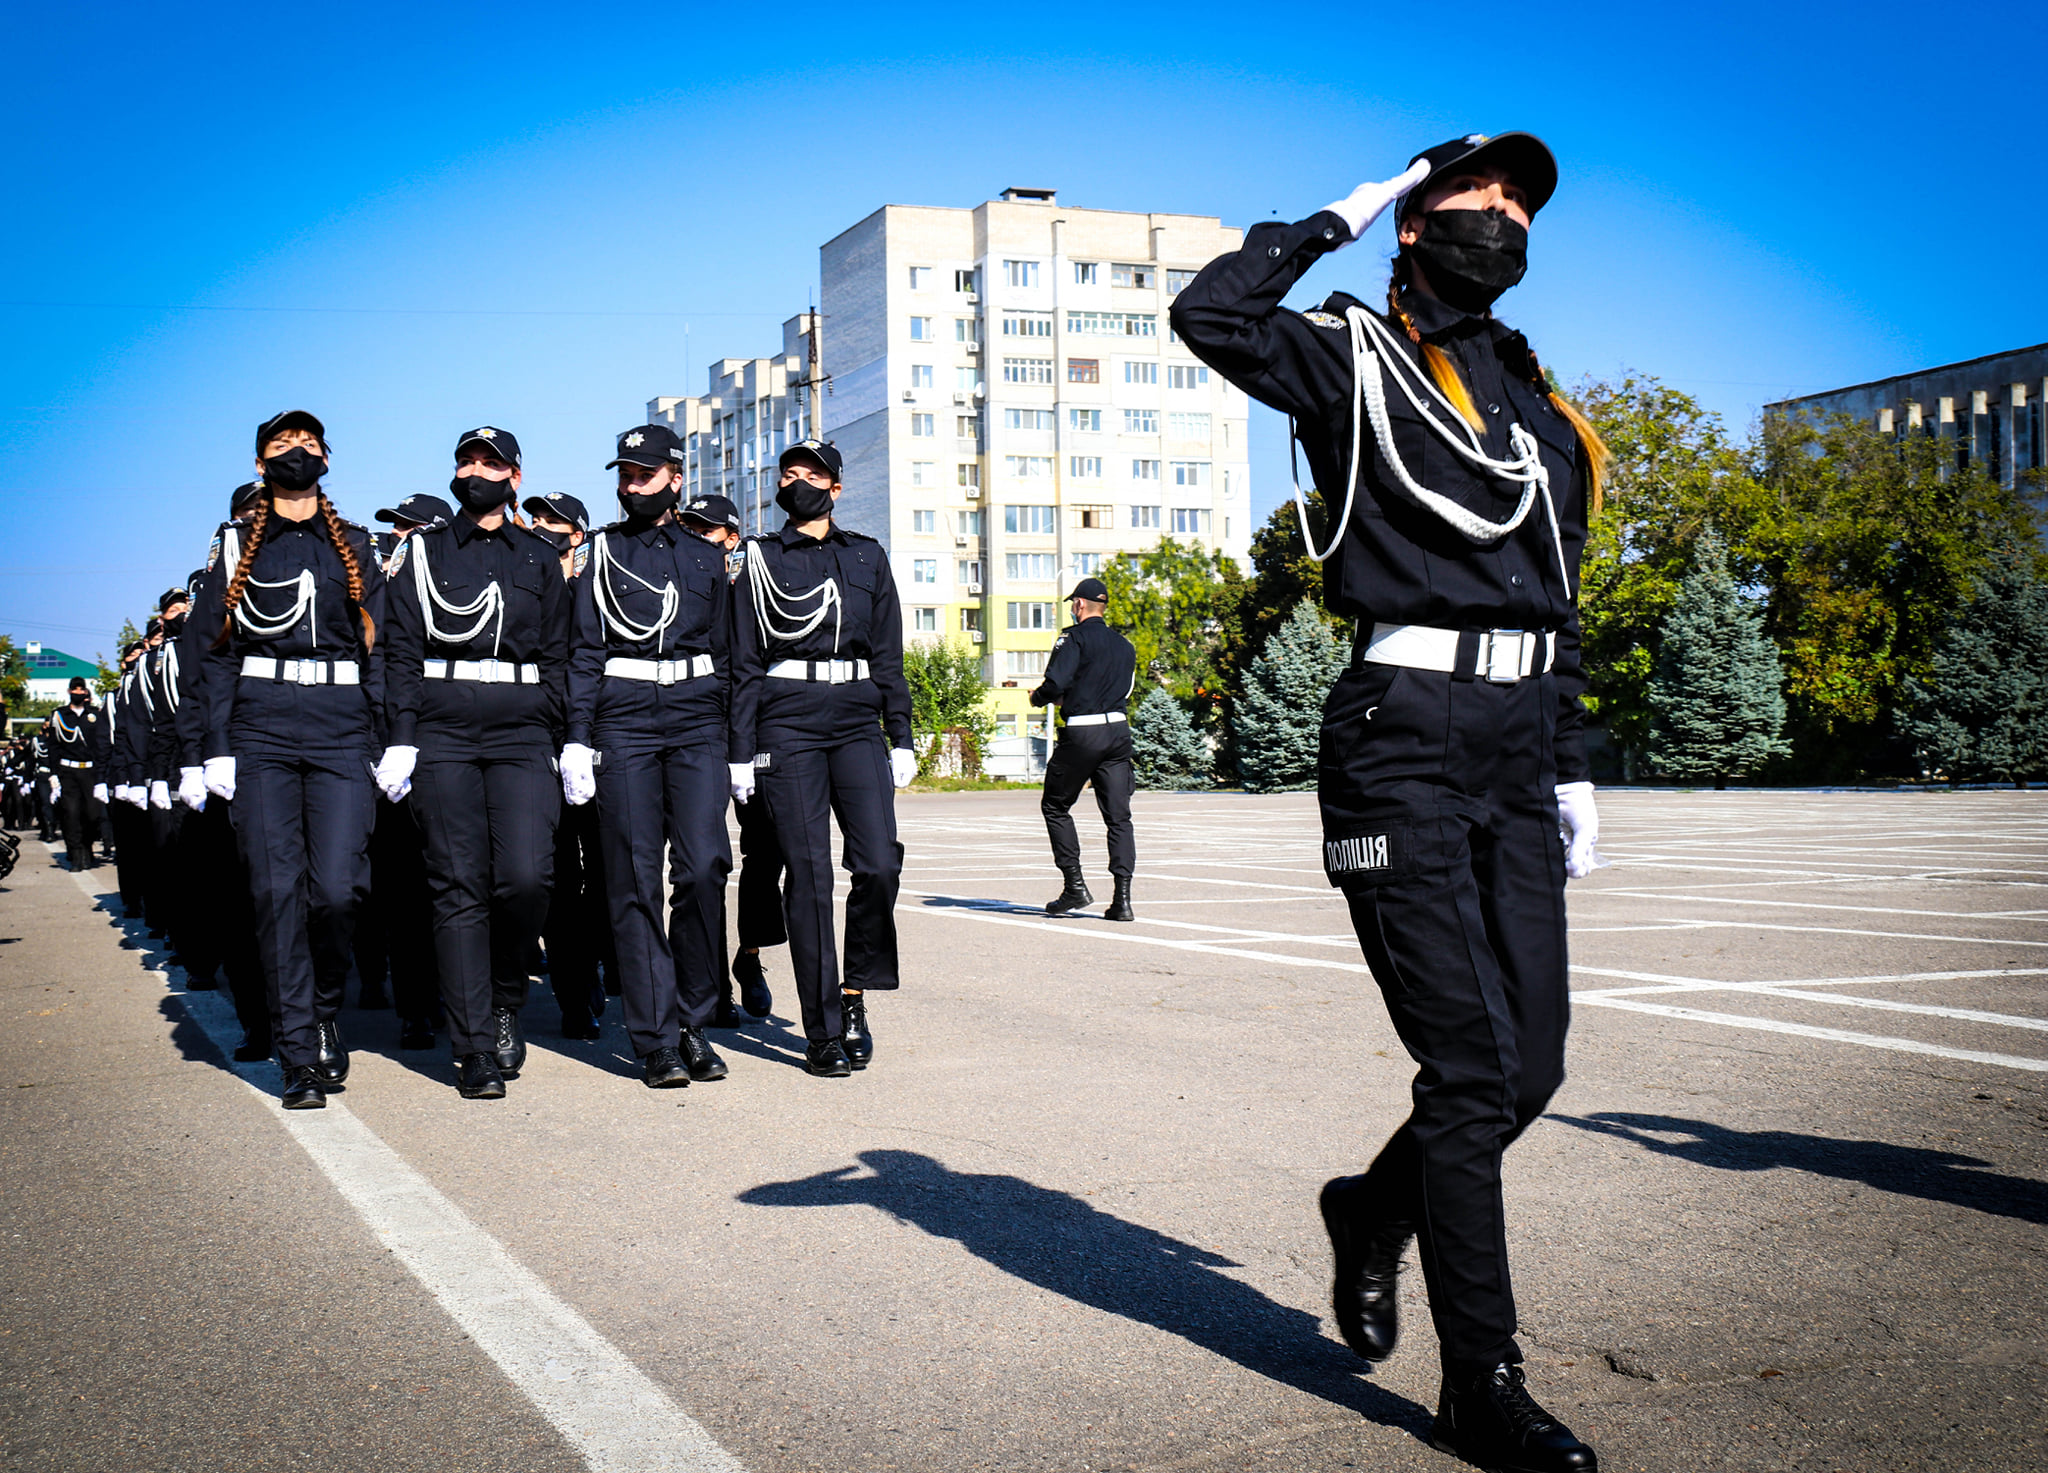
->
xmin=1064 ymin=712 xmax=1127 ymax=727
xmin=766 ymin=659 xmax=870 ymax=684
xmin=57 ymin=758 xmax=95 ymax=769
xmin=605 ymin=654 xmax=714 ymax=685
xmin=423 ymin=659 xmax=540 ymax=684
xmin=1359 ymin=623 xmax=1553 ymax=684
xmin=240 ymin=657 xmax=361 ymax=686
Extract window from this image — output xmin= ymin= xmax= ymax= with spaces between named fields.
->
xmin=957 ymin=462 xmax=981 ymax=489
xmin=910 ymin=364 xmax=933 ymax=388
xmin=1003 ymin=259 xmax=1040 ymax=289
xmin=1004 ymin=504 xmax=1056 ymax=535
xmin=908 ymin=316 xmax=933 ymax=341
xmin=1073 ymin=262 xmax=1099 ymax=285
xmin=1111 ymin=263 xmax=1157 ymax=289
xmin=1007 ymin=603 xmax=1056 ymax=631
xmin=910 ymin=413 xmax=935 ymax=437
xmin=1130 ymin=504 xmax=1161 ymax=529
xmin=959 ymin=559 xmax=983 ymax=585
xmin=1124 ymin=361 xmax=1158 ymax=385
xmin=1067 ymin=311 xmax=1158 ymax=337
xmin=954 ymin=268 xmax=978 ymax=293
xmin=1002 ymin=313 xmax=1054 ymax=338
xmin=908 ymin=266 xmax=932 ymax=290
xmin=960 ymin=606 xmax=983 ymax=632
xmin=1002 ymin=357 xmax=1054 ymax=385
xmin=1123 ymin=409 xmax=1158 ymax=434
xmin=912 ymin=509 xmax=937 ymax=533
xmin=1003 ymin=408 xmax=1056 ymax=431
xmin=1004 ymin=455 xmax=1054 ymax=479
xmin=1006 ymin=553 xmax=1059 ymax=580
xmin=1068 ymin=455 xmax=1103 ymax=479
xmin=957 ymin=509 xmax=984 ymax=536
xmin=1166 ymin=268 xmax=1198 ymax=295
xmin=1067 ymin=358 xmax=1099 ymax=383
xmin=956 ymin=367 xmax=982 ymax=392
xmin=911 ymin=607 xmax=937 ymax=631
xmin=1071 ymin=552 xmax=1104 ymax=574
xmin=1171 ymin=508 xmax=1211 ymax=535
xmin=910 ymin=461 xmax=935 ymax=486
xmin=1068 ymin=408 xmax=1101 ymax=432
xmin=1167 ymin=411 xmax=1211 ymax=440
xmin=1072 ymin=504 xmax=1113 ymax=529
xmin=955 ymin=317 xmax=980 ymax=343
xmin=1006 ymin=649 xmax=1050 ymax=675
xmin=1172 ymin=460 xmax=1211 ymax=487
xmin=912 ymin=559 xmax=938 ymax=584
xmin=1131 ymin=458 xmax=1161 ymax=480
xmin=956 ymin=414 xmax=982 ymax=440
xmin=1167 ymin=364 xmax=1209 ymax=389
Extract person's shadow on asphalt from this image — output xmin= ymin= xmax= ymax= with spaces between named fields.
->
xmin=737 ymin=1148 xmax=1431 ymax=1435
xmin=1549 ymin=1111 xmax=2048 ymax=1226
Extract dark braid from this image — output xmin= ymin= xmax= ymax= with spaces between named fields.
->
xmin=213 ymin=498 xmax=272 ymax=648
xmin=317 ymin=491 xmax=376 ymax=650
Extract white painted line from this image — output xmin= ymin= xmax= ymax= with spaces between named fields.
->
xmin=1576 ymin=994 xmax=2048 ymax=1073
xmin=1737 ymin=988 xmax=2048 ymax=1032
xmin=1659 ymin=917 xmax=2048 ymax=949
xmin=1598 ymin=891 xmax=2048 ymax=923
xmin=61 ymin=856 xmax=746 ymax=1473
xmin=1575 ymin=966 xmax=2048 ymax=994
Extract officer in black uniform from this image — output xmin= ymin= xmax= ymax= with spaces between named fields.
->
xmin=138 ymin=593 xmax=190 ymax=940
xmin=1031 ymin=576 xmax=1138 ymax=921
xmin=561 ymin=427 xmax=732 ymax=1088
xmin=680 ymin=491 xmax=778 ymax=1025
xmin=381 ymin=426 xmax=569 ymax=1100
xmin=107 ymin=639 xmax=153 ymax=909
xmin=1172 ymin=134 xmax=1605 ymax=1473
xmin=48 ymin=677 xmax=109 ymax=869
xmin=729 ymin=439 xmax=915 ymax=1077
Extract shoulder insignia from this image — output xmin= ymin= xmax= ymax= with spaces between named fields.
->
xmin=1052 ymin=633 xmax=1069 ymax=650
xmin=571 ymin=543 xmax=590 ymax=577
xmin=205 ymin=532 xmax=223 ymax=572
xmin=386 ymin=541 xmax=411 ymax=576
xmin=1302 ymin=310 xmax=1346 ymax=330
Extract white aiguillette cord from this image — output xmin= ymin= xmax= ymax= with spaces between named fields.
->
xmin=410 ymin=533 xmax=505 ymax=657
xmin=1289 ymin=305 xmax=1570 ymax=594
xmin=746 ymin=539 xmax=843 ymax=653
xmin=589 ymin=531 xmax=681 ymax=649
xmin=234 ymin=568 xmax=319 ymax=644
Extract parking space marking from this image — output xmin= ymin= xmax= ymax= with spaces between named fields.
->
xmin=1574 ymin=995 xmax=2048 ymax=1073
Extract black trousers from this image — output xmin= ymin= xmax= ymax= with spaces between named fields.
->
xmin=33 ymin=780 xmax=55 ymax=841
xmin=231 ymin=752 xmax=376 ymax=1070
xmin=183 ymin=799 xmax=264 ymax=1034
xmin=545 ymin=797 xmax=609 ymax=1028
xmin=734 ymin=785 xmax=787 ymax=950
xmin=1318 ymin=663 xmax=1569 ymax=1375
xmin=55 ymin=768 xmax=100 ymax=867
xmin=411 ymin=752 xmax=559 ymax=1058
xmin=1041 ymin=726 xmax=1136 ymax=880
xmin=594 ymin=743 xmax=729 ymax=1057
xmin=756 ymin=733 xmax=902 ymax=1044
xmin=109 ymin=799 xmax=146 ymax=912
xmin=146 ymin=802 xmax=183 ymax=942
xmin=361 ymin=797 xmax=440 ymax=1024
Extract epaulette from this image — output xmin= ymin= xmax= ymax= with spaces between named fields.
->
xmin=205 ymin=530 xmax=224 ymax=572
xmin=840 ymin=528 xmax=879 ymax=545
xmin=385 ymin=540 xmax=411 ymax=576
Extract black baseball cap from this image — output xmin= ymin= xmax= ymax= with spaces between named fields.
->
xmin=67 ymin=677 xmax=89 ymax=692
xmin=157 ymin=587 xmax=189 ymax=612
xmin=778 ymin=438 xmax=842 ymax=481
xmin=256 ymin=410 xmax=327 ymax=454
xmin=1070 ymin=576 xmax=1109 ymax=603
xmin=680 ymin=494 xmax=741 ymax=532
xmin=230 ymin=479 xmax=264 ymax=514
xmin=455 ymin=425 xmax=521 ymax=468
xmin=1399 ymin=132 xmax=1557 ymax=221
xmin=375 ymin=493 xmax=453 ymax=528
xmin=523 ymin=492 xmax=590 ymax=531
xmin=607 ymin=424 xmax=685 ymax=470
xmin=123 ymin=640 xmax=146 ymax=659
xmin=144 ymin=616 xmax=163 ymax=639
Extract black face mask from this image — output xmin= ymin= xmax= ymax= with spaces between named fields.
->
xmin=162 ymin=612 xmax=186 ymax=637
xmin=450 ymin=474 xmax=513 ymax=515
xmin=1407 ymin=208 xmax=1529 ymax=314
xmin=69 ymin=692 xmax=87 ymax=707
xmin=619 ymin=486 xmax=680 ymax=522
xmin=775 ymin=478 xmax=835 ymax=522
xmin=530 ymin=526 xmax=574 ymax=555
xmin=262 ymin=446 xmax=327 ymax=492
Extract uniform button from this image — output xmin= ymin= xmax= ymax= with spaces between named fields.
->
xmin=1487 ymin=403 xmax=1500 ymax=415
xmin=1268 ymin=245 xmax=1282 ymax=258
xmin=1510 ymin=574 xmax=1524 ymax=587
xmin=1321 ymin=227 xmax=1336 ymax=241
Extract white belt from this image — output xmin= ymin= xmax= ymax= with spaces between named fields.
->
xmin=423 ymin=658 xmax=540 ymax=684
xmin=1065 ymin=712 xmax=1127 ymax=727
xmin=1360 ymin=622 xmax=1553 ymax=684
xmin=605 ymin=654 xmax=715 ymax=685
xmin=58 ymin=759 xmax=95 ymax=769
xmin=241 ymin=656 xmax=361 ymax=686
xmin=767 ymin=659 xmax=870 ymax=684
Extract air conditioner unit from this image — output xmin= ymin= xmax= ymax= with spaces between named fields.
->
xmin=953 ymin=393 xmax=969 ymax=406
xmin=966 ymin=581 xmax=983 ymax=594
xmin=965 ymin=293 xmax=979 ymax=304
xmin=968 ymin=630 xmax=984 ymax=643
xmin=963 ymin=486 xmax=981 ymax=499
xmin=954 ymin=535 xmax=970 ymax=548
xmin=901 ymin=389 xmax=915 ymax=401
xmin=963 ymin=342 xmax=979 ymax=354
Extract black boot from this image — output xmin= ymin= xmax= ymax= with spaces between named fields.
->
xmin=841 ymin=993 xmax=872 ymax=1070
xmin=280 ymin=1065 xmax=326 ymax=1110
xmin=641 ymin=1046 xmax=690 ymax=1089
xmin=680 ymin=1026 xmax=728 ymax=1081
xmin=1103 ymin=877 xmax=1134 ymax=922
xmin=1432 ymin=1363 xmax=1597 ymax=1473
xmin=805 ymin=1038 xmax=852 ymax=1077
xmin=1045 ymin=869 xmax=1093 ymax=916
xmin=492 ymin=1007 xmax=526 ymax=1078
xmin=312 ymin=1020 xmax=349 ymax=1090
xmin=456 ymin=1053 xmax=507 ymax=1100
xmin=1320 ymin=1175 xmax=1411 ymax=1362
xmin=732 ymin=949 xmax=773 ymax=1018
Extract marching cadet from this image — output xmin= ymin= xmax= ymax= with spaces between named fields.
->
xmin=30 ymin=720 xmax=56 ymax=843
xmin=192 ymin=415 xmax=384 ymax=1108
xmin=560 ymin=427 xmax=732 ymax=1088
xmin=380 ymin=426 xmax=568 ymax=1101
xmin=728 ymin=439 xmax=915 ymax=1077
xmin=523 ymin=489 xmax=612 ymax=1041
xmin=1030 ymin=576 xmax=1137 ymax=921
xmin=48 ymin=676 xmax=110 ymax=869
xmin=680 ymin=490 xmax=777 ymax=1025
xmin=108 ymin=639 xmax=152 ymax=910
xmin=1173 ymin=134 xmax=1605 ymax=1473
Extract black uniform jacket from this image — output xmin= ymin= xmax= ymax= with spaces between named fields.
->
xmin=565 ymin=520 xmax=732 ymax=754
xmin=1170 ymin=210 xmax=1592 ymax=783
xmin=729 ymin=521 xmax=913 ymax=760
xmin=1031 ymin=616 xmax=1137 ymax=720
xmin=384 ymin=513 xmax=568 ymax=758
xmin=110 ymin=661 xmax=151 ymax=787
xmin=144 ymin=638 xmax=190 ymax=783
xmin=47 ymin=702 xmax=110 ymax=767
xmin=193 ymin=512 xmax=386 ymax=762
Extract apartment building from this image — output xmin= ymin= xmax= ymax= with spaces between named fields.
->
xmin=818 ymin=189 xmax=1250 ymax=738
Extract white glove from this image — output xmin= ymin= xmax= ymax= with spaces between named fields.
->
xmin=177 ymin=767 xmax=208 ymax=811
xmin=729 ymin=762 xmax=756 ymax=805
xmin=374 ymin=745 xmax=418 ymax=803
xmin=1556 ymin=781 xmax=1605 ymax=880
xmin=149 ymin=779 xmax=171 ymax=811
xmin=47 ymin=776 xmax=59 ymax=801
xmin=1323 ymin=159 xmax=1433 ymax=245
xmin=560 ymin=743 xmax=596 ymax=806
xmin=890 ymin=748 xmax=917 ymax=789
xmin=203 ymin=756 xmax=237 ymax=801
xmin=92 ymin=782 xmax=108 ymax=804
xmin=124 ymin=784 xmax=148 ymax=808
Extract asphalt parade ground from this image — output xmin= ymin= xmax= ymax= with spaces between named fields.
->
xmin=2 ymin=789 xmax=2044 ymax=1473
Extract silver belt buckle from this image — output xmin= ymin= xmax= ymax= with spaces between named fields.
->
xmin=831 ymin=659 xmax=850 ymax=683
xmin=656 ymin=660 xmax=676 ymax=686
xmin=1484 ymin=630 xmax=1525 ymax=684
xmin=294 ymin=660 xmax=321 ymax=686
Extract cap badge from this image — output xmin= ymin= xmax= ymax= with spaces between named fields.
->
xmin=472 ymin=427 xmax=497 ymax=440
xmin=1464 ymin=133 xmax=1487 ymax=145
xmin=624 ymin=431 xmax=646 ymax=448
xmin=1302 ymin=310 xmax=1345 ymax=329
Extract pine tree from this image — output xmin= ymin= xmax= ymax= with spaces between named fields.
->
xmin=1901 ymin=546 xmax=2048 ymax=785
xmin=1130 ymin=687 xmax=1211 ymax=790
xmin=1646 ymin=529 xmax=1790 ymax=787
xmin=1232 ymin=601 xmax=1348 ymax=793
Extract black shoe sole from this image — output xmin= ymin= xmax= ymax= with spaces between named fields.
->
xmin=643 ymin=1072 xmax=690 ymax=1089
xmin=458 ymin=1084 xmax=507 ymax=1100
xmin=1320 ymin=1182 xmax=1397 ymax=1363
xmin=282 ymin=1091 xmax=326 ymax=1110
xmin=845 ymin=1050 xmax=872 ymax=1071
xmin=805 ymin=1061 xmax=852 ymax=1077
xmin=495 ymin=1058 xmax=524 ymax=1079
xmin=1429 ymin=1433 xmax=1597 ymax=1473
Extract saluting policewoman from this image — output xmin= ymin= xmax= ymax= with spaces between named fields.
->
xmin=192 ymin=413 xmax=385 ymax=1109
xmin=560 ymin=426 xmax=733 ymax=1089
xmin=380 ymin=427 xmax=569 ymax=1101
xmin=1173 ymin=134 xmax=1607 ymax=1473
xmin=729 ymin=440 xmax=915 ymax=1077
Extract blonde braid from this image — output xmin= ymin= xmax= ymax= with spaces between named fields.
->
xmin=317 ymin=492 xmax=376 ymax=651
xmin=214 ymin=498 xmax=271 ymax=647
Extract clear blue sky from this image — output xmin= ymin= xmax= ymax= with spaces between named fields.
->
xmin=4 ymin=1 xmax=2043 ymax=660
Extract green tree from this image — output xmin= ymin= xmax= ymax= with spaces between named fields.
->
xmin=1130 ymin=687 xmax=1211 ymax=789
xmin=1645 ymin=530 xmax=1789 ymax=787
xmin=1100 ymin=537 xmax=1240 ymax=712
xmin=1233 ymin=602 xmax=1346 ymax=793
xmin=0 ymin=636 xmax=28 ymax=713
xmin=902 ymin=638 xmax=997 ymax=778
xmin=1900 ymin=545 xmax=2048 ymax=785
xmin=1222 ymin=490 xmax=1330 ymax=688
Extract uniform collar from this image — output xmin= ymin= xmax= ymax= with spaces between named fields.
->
xmin=625 ymin=519 xmax=679 ymax=548
xmin=1395 ymin=285 xmax=1494 ymax=345
xmin=777 ymin=519 xmax=845 ymax=548
xmin=452 ymin=513 xmax=506 ymax=546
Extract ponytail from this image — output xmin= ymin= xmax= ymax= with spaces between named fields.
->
xmin=317 ymin=491 xmax=377 ymax=652
xmin=213 ymin=499 xmax=272 ymax=648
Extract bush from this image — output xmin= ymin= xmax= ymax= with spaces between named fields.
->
xmin=1131 ymin=687 xmax=1211 ymax=789
xmin=1233 ymin=602 xmax=1347 ymax=792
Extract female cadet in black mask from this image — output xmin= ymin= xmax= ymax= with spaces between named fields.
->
xmin=1172 ymin=135 xmax=1607 ymax=1473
